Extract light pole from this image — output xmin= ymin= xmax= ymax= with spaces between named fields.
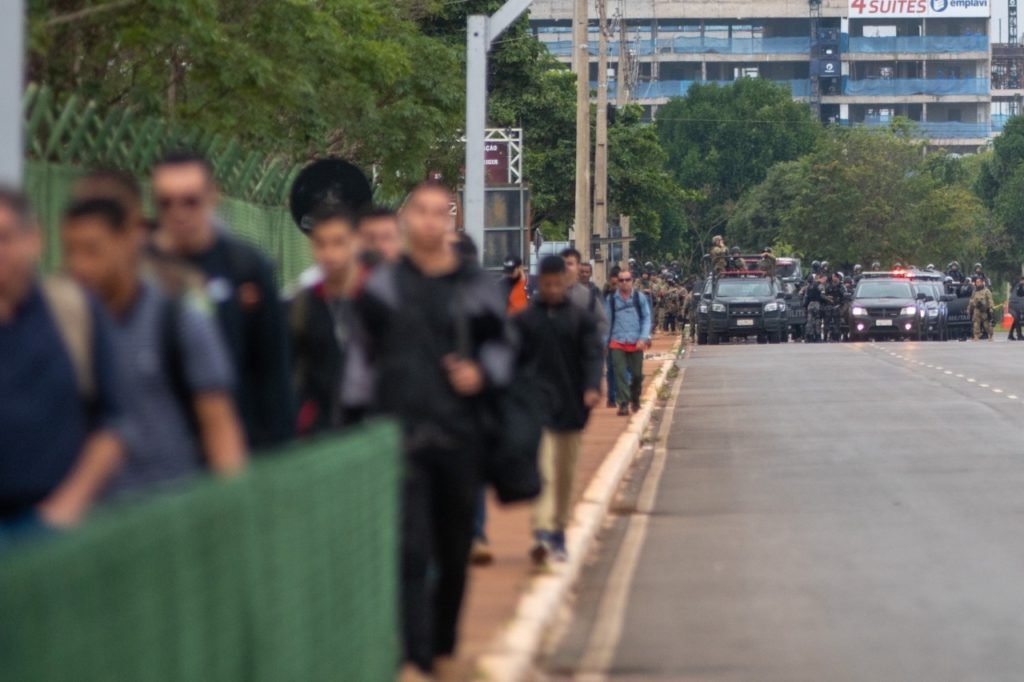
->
xmin=0 ymin=0 xmax=24 ymax=186
xmin=464 ymin=0 xmax=532 ymax=260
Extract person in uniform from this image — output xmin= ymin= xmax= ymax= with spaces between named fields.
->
xmin=686 ymin=280 xmax=701 ymax=341
xmin=759 ymin=247 xmax=777 ymax=278
xmin=727 ymin=246 xmax=747 ymax=271
xmin=969 ymin=276 xmax=995 ymax=341
xmin=1010 ymin=276 xmax=1024 ymax=341
xmin=710 ymin=235 xmax=728 ymax=275
xmin=947 ymin=261 xmax=965 ymax=284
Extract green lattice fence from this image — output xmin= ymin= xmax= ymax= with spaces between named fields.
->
xmin=23 ymin=85 xmax=316 ymax=284
xmin=0 ymin=421 xmax=401 ymax=682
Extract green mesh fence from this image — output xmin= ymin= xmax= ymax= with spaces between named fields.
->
xmin=0 ymin=421 xmax=401 ymax=682
xmin=25 ymin=160 xmax=314 ymax=286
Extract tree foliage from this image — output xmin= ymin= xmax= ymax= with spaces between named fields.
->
xmin=654 ymin=79 xmax=819 ymax=260
xmin=729 ymin=127 xmax=994 ymax=268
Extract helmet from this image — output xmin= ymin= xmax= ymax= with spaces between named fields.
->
xmin=893 ymin=261 xmax=902 ymax=269
xmin=821 ymin=260 xmax=830 ymax=272
xmin=949 ymin=261 xmax=960 ymax=270
xmin=926 ymin=264 xmax=935 ymax=271
xmin=729 ymin=246 xmax=741 ymax=256
xmin=974 ymin=262 xmax=983 ymax=271
xmin=871 ymin=261 xmax=881 ymax=270
xmin=853 ymin=264 xmax=863 ymax=274
xmin=944 ymin=276 xmax=954 ymax=285
xmin=811 ymin=260 xmax=821 ymax=271
xmin=836 ymin=271 xmax=845 ymax=280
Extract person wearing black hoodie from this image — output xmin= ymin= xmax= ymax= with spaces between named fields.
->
xmin=357 ymin=181 xmax=513 ymax=682
xmin=515 ymin=256 xmax=603 ymax=565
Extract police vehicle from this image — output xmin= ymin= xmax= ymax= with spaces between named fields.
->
xmin=849 ymin=272 xmax=924 ymax=340
xmin=907 ymin=272 xmax=952 ymax=341
xmin=698 ymin=269 xmax=788 ymax=345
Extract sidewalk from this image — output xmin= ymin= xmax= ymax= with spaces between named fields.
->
xmin=452 ymin=333 xmax=682 ymax=680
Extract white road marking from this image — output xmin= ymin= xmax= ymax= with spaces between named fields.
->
xmin=994 ymin=389 xmax=1004 ymax=394
xmin=944 ymin=371 xmax=953 ymax=375
xmin=574 ymin=368 xmax=684 ymax=682
xmin=968 ymin=379 xmax=976 ymax=383
xmin=1009 ymin=395 xmax=1019 ymax=400
xmin=981 ymin=384 xmax=990 ymax=388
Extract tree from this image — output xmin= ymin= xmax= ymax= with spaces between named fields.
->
xmin=729 ymin=127 xmax=994 ymax=268
xmin=655 ymin=79 xmax=819 ymax=255
xmin=28 ymin=0 xmax=464 ymax=195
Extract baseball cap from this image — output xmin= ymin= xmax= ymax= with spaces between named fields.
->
xmin=503 ymin=255 xmax=523 ymax=273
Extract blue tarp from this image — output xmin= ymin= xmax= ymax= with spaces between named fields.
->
xmin=846 ymin=35 xmax=988 ymax=54
xmin=843 ymin=78 xmax=989 ymax=96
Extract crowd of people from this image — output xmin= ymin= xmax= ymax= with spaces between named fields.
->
xmin=0 ymin=152 xmax=668 ymax=682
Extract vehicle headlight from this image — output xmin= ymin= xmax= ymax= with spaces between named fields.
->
xmin=699 ymin=304 xmax=708 ymax=314
xmin=928 ymin=308 xmax=939 ymax=318
xmin=711 ymin=303 xmax=726 ymax=313
xmin=919 ymin=308 xmax=926 ymax=318
xmin=764 ymin=302 xmax=779 ymax=312
xmin=900 ymin=305 xmax=917 ymax=316
xmin=852 ymin=306 xmax=868 ymax=316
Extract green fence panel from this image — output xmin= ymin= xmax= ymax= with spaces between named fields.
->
xmin=25 ymin=161 xmax=314 ymax=287
xmin=0 ymin=421 xmax=401 ymax=682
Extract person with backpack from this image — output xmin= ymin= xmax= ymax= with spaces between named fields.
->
xmin=60 ymin=196 xmax=246 ymax=497
xmin=151 ymin=150 xmax=294 ymax=449
xmin=356 ymin=181 xmax=514 ymax=682
xmin=605 ymin=269 xmax=652 ymax=416
xmin=0 ymin=188 xmax=125 ymax=539
xmin=516 ymin=256 xmax=603 ymax=564
xmin=290 ymin=207 xmax=369 ymax=434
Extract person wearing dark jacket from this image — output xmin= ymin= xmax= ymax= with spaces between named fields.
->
xmin=290 ymin=207 xmax=367 ymax=433
xmin=516 ymin=256 xmax=603 ymax=564
xmin=1010 ymin=277 xmax=1024 ymax=341
xmin=151 ymin=151 xmax=294 ymax=449
xmin=357 ymin=181 xmax=513 ymax=682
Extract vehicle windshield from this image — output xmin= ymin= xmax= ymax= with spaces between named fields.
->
xmin=776 ymin=261 xmax=800 ymax=278
xmin=913 ymin=283 xmax=941 ymax=301
xmin=716 ymin=279 xmax=773 ymax=297
xmin=856 ymin=280 xmax=913 ymax=299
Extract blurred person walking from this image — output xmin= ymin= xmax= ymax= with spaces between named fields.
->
xmin=151 ymin=151 xmax=293 ymax=448
xmin=357 ymin=182 xmax=513 ymax=682
xmin=501 ymin=254 xmax=529 ymax=315
xmin=290 ymin=207 xmax=368 ymax=434
xmin=358 ymin=207 xmax=403 ymax=265
xmin=61 ymin=197 xmax=245 ymax=497
xmin=517 ymin=256 xmax=603 ymax=564
xmin=561 ymin=248 xmax=608 ymax=341
xmin=0 ymin=189 xmax=124 ymax=540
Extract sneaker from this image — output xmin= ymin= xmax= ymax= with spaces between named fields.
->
xmin=616 ymin=404 xmax=630 ymax=416
xmin=470 ymin=538 xmax=494 ymax=566
xmin=630 ymin=401 xmax=641 ymax=414
xmin=530 ymin=531 xmax=551 ymax=566
xmin=549 ymin=531 xmax=568 ymax=562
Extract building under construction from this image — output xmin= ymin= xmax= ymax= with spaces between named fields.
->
xmin=531 ymin=0 xmax=1017 ymax=152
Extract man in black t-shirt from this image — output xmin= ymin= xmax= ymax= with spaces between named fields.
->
xmin=151 ymin=151 xmax=293 ymax=449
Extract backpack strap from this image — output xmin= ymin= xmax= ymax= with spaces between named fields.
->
xmin=161 ymin=295 xmax=201 ymax=441
xmin=41 ymin=276 xmax=95 ymax=401
xmin=632 ymin=291 xmax=646 ymax=325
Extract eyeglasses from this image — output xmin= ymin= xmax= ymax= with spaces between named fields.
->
xmin=156 ymin=194 xmax=203 ymax=212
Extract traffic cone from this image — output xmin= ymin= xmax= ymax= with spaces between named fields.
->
xmin=1003 ymin=303 xmax=1015 ymax=330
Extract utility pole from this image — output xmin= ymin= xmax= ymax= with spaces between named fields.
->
xmin=593 ymin=0 xmax=610 ymax=284
xmin=573 ymin=0 xmax=591 ymax=267
xmin=465 ymin=0 xmax=532 ymax=260
xmin=0 ymin=0 xmax=24 ymax=186
xmin=616 ymin=1 xmax=634 ymax=107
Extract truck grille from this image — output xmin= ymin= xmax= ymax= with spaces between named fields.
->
xmin=866 ymin=307 xmax=901 ymax=318
xmin=729 ymin=304 xmax=762 ymax=317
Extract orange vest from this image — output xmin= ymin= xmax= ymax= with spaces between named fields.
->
xmin=507 ymin=278 xmax=529 ymax=315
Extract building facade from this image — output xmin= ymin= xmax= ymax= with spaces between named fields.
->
xmin=530 ymin=0 xmax=1006 ymax=152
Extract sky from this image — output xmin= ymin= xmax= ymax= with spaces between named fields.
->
xmin=992 ymin=2 xmax=1013 ymax=43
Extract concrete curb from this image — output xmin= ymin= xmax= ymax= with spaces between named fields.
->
xmin=475 ymin=342 xmax=683 ymax=682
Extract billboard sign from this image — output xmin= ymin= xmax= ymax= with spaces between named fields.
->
xmin=849 ymin=0 xmax=990 ymax=18
xmin=484 ymin=141 xmax=510 ymax=185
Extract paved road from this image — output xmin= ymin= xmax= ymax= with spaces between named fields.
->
xmin=542 ymin=341 xmax=1024 ymax=682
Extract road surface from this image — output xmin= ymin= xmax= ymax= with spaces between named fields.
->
xmin=542 ymin=340 xmax=1024 ymax=682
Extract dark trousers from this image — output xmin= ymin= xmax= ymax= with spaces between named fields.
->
xmin=611 ymin=348 xmax=644 ymax=406
xmin=401 ymin=445 xmax=479 ymax=672
xmin=1011 ymin=311 xmax=1023 ymax=340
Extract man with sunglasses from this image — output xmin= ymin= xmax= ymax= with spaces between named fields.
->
xmin=604 ymin=270 xmax=651 ymax=416
xmin=151 ymin=151 xmax=293 ymax=449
